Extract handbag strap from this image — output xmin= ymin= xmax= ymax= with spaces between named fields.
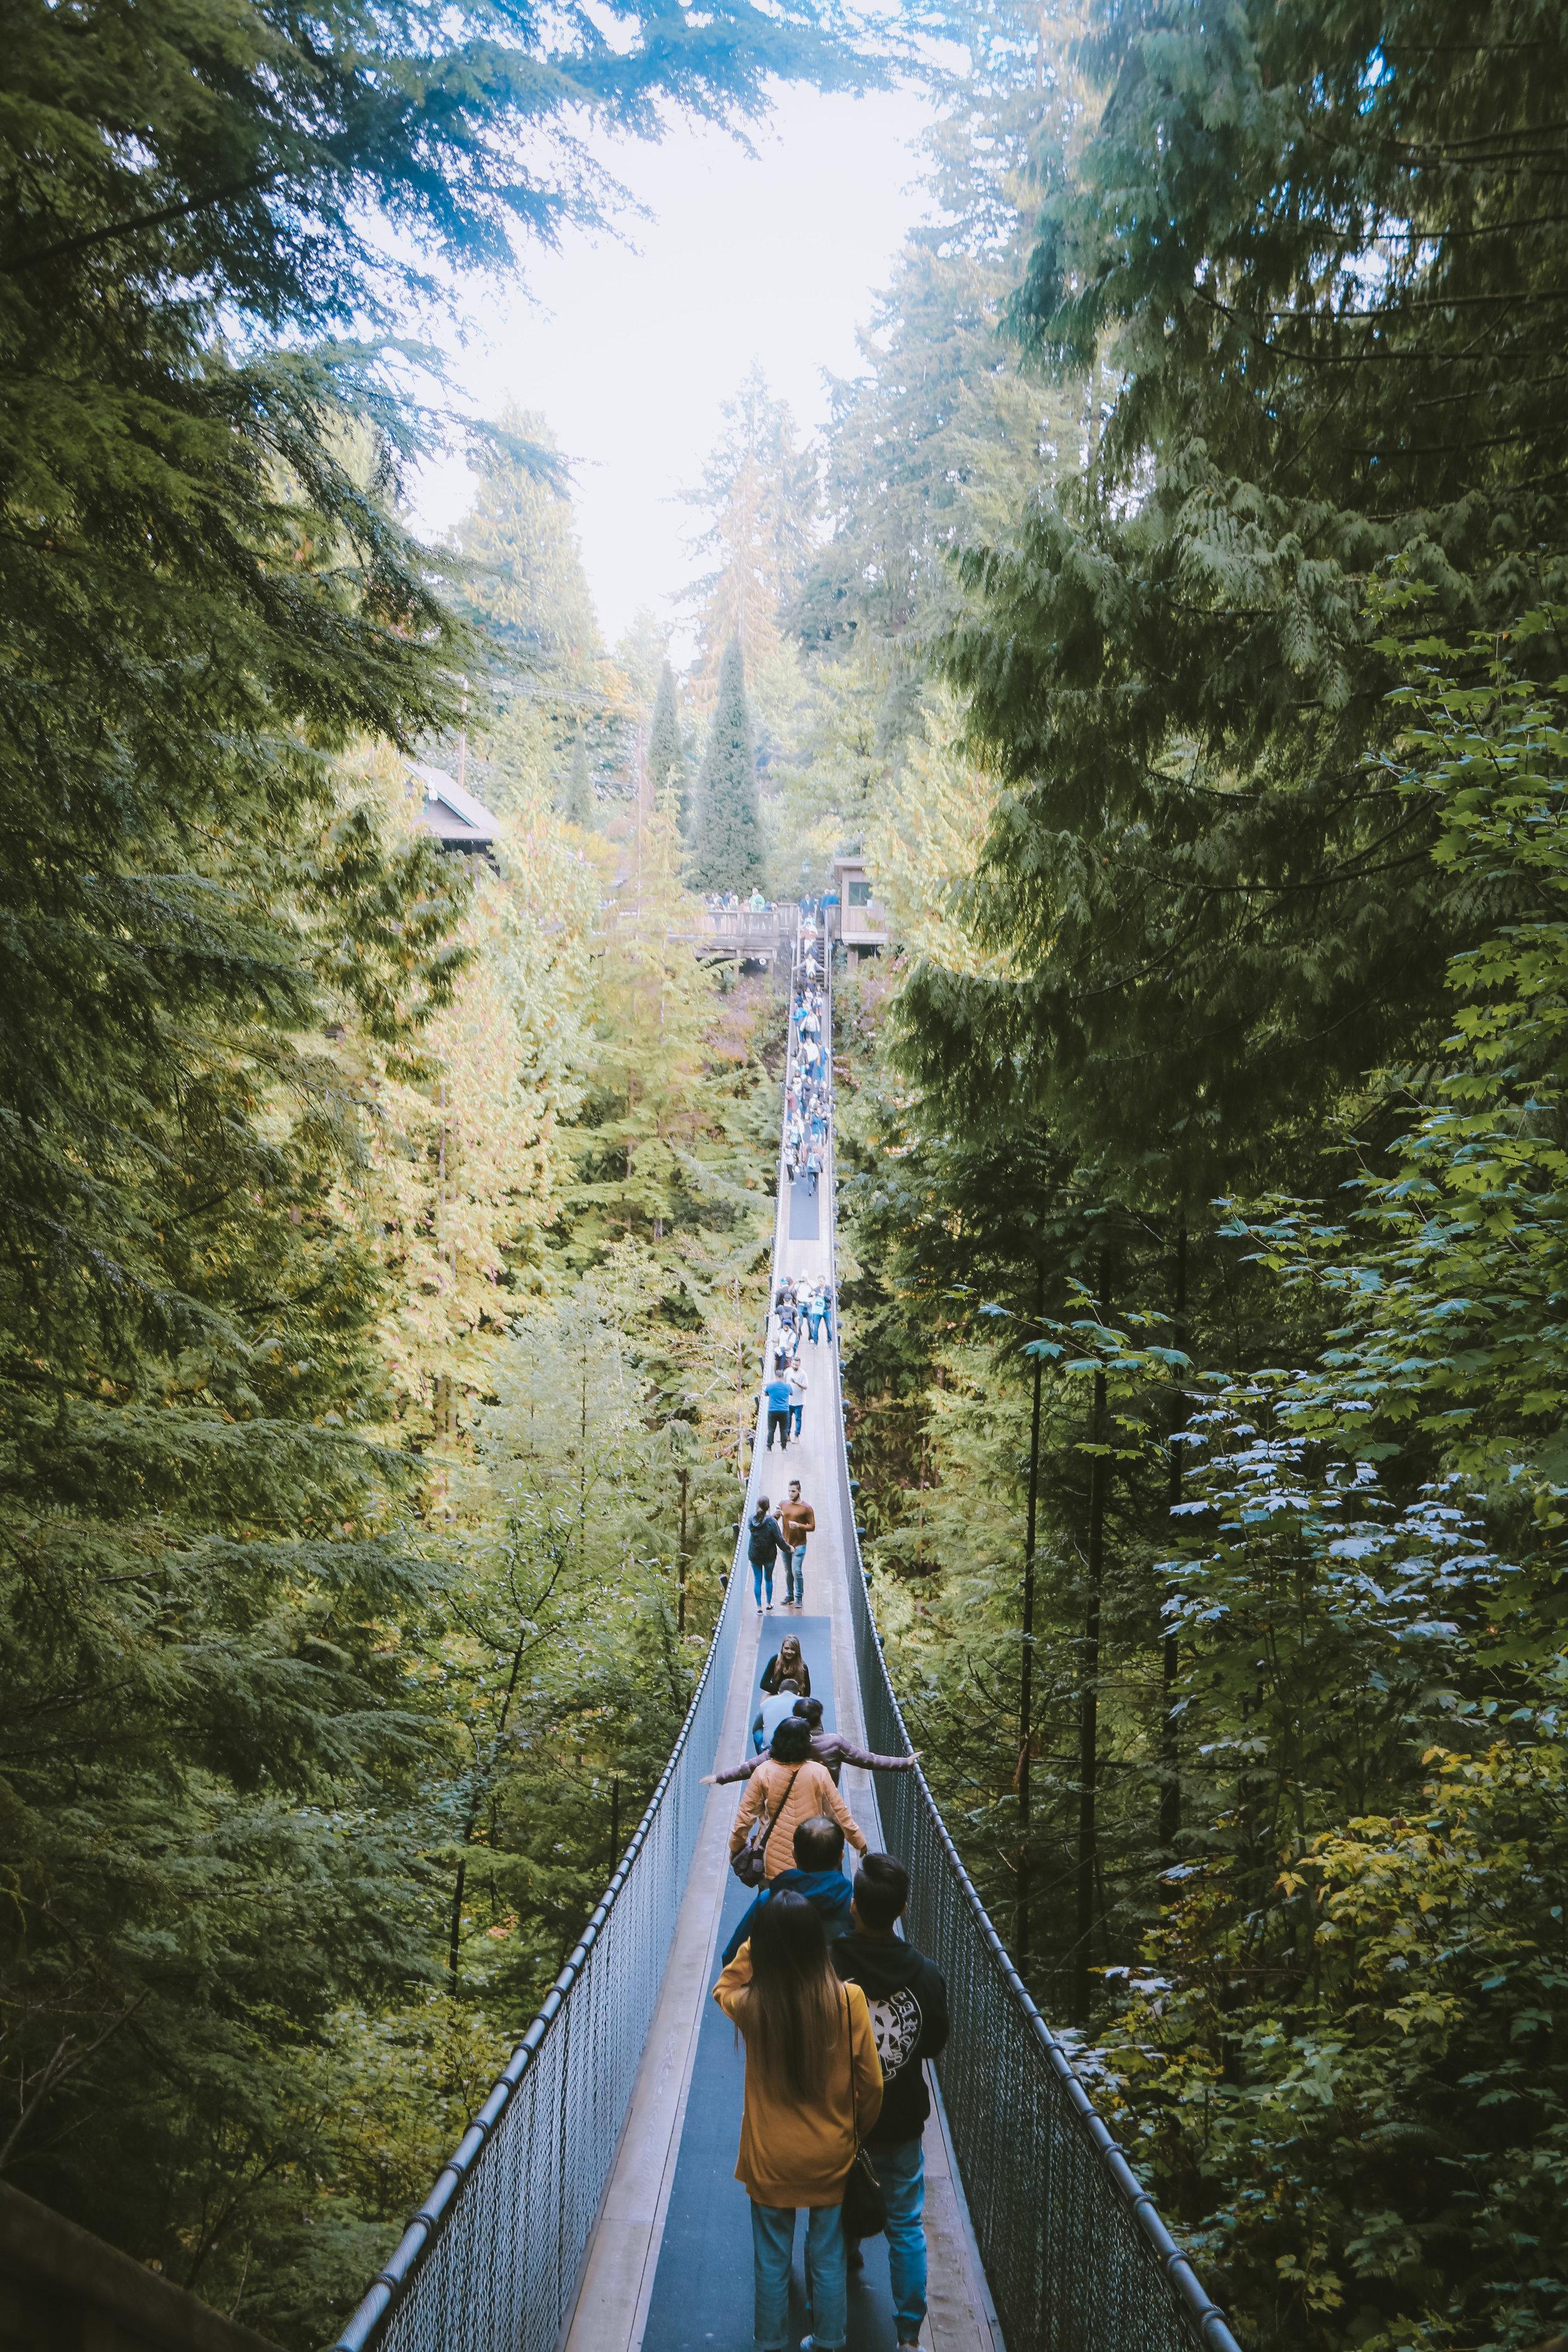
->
xmin=840 ymin=1979 xmax=861 ymax=2145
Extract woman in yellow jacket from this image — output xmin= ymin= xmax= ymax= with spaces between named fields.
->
xmin=714 ymin=1890 xmax=883 ymax=2352
xmin=730 ymin=1716 xmax=867 ymax=1882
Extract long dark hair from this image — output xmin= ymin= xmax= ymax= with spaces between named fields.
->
xmin=738 ymin=1890 xmax=842 ymax=2102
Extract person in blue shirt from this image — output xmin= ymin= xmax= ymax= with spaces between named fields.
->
xmin=722 ymin=1813 xmax=854 ymax=1965
xmin=764 ymin=1370 xmax=792 ymax=1451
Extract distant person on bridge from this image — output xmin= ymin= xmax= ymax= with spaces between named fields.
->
xmin=760 ymin=1631 xmax=810 ymax=1697
xmin=832 ymin=1853 xmax=950 ymax=2352
xmin=728 ymin=1717 xmax=867 ymax=1885
xmin=777 ymin=1479 xmax=813 ymax=1605
xmin=748 ymin=1498 xmax=787 ymax=1611
xmin=749 ymin=887 xmax=767 ymax=911
xmin=712 ymin=1883 xmax=881 ymax=2352
xmin=721 ymin=1813 xmax=853 ymax=1965
xmin=805 ymin=1144 xmax=822 ymax=1197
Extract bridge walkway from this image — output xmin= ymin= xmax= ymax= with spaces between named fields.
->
xmin=333 ymin=940 xmax=1239 ymax=2352
xmin=565 ymin=1133 xmax=995 ymax=2352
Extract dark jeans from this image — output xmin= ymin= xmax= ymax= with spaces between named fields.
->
xmin=766 ymin=1409 xmax=790 ymax=1449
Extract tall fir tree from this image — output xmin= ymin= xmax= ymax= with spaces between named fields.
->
xmin=563 ymin=734 xmax=595 ymax=827
xmin=647 ymin=659 xmax=686 ymax=828
xmin=689 ymin=637 xmax=763 ymax=893
xmin=683 ymin=367 xmax=817 ymax=685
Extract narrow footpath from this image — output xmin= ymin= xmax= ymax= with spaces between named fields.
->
xmin=563 ymin=980 xmax=993 ymax=2352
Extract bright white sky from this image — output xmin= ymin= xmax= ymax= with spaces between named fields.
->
xmin=415 ymin=83 xmax=935 ymax=650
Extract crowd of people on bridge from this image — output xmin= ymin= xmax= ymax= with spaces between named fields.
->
xmin=706 ymin=1673 xmax=946 ymax=2352
xmin=785 ymin=968 xmax=829 ymax=1197
xmin=695 ymin=922 xmax=946 ymax=2352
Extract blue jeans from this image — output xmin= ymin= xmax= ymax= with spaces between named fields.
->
xmin=751 ymin=1560 xmax=774 ymax=1607
xmin=750 ymin=2199 xmax=845 ymax=2351
xmin=784 ymin=1543 xmax=806 ymax=1603
xmin=869 ymin=2139 xmax=927 ymax=2343
xmin=790 ymin=1404 xmax=803 ymax=1437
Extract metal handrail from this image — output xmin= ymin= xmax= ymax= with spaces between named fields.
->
xmin=819 ymin=950 xmax=1241 ymax=2352
xmin=329 ymin=1013 xmax=795 ymax=2350
xmin=331 ymin=1591 xmax=739 ymax=2352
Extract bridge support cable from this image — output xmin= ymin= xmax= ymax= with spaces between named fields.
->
xmin=819 ymin=955 xmax=1241 ymax=2352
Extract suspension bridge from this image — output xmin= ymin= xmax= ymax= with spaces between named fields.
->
xmin=331 ymin=940 xmax=1239 ymax=2352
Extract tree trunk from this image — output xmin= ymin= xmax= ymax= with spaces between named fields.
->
xmin=1017 ymin=1267 xmax=1046 ymax=1965
xmin=1160 ymin=1222 xmax=1187 ymax=1858
xmin=677 ymin=1465 xmax=690 ymax=1636
xmin=1074 ymin=1253 xmax=1110 ymax=2025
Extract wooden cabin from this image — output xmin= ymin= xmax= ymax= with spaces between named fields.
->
xmin=829 ymin=854 xmax=889 ymax=952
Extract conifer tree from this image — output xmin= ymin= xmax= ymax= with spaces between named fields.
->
xmin=647 ymin=659 xmax=686 ymax=827
xmin=563 ymin=736 xmax=595 ymax=827
xmin=689 ymin=637 xmax=763 ymax=894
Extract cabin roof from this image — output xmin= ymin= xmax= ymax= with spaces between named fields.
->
xmin=410 ymin=761 xmax=498 ymax=852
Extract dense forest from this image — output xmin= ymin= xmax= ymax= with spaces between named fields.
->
xmin=4 ymin=1 xmax=1568 ymax=2349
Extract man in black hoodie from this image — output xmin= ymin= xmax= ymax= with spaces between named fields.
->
xmin=830 ymin=1853 xmax=949 ymax=2352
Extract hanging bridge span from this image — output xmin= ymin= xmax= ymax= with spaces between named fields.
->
xmin=332 ymin=938 xmax=1239 ymax=2352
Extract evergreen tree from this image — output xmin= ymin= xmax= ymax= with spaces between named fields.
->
xmin=689 ymin=637 xmax=763 ymax=893
xmin=563 ymin=735 xmax=595 ymax=827
xmin=684 ymin=368 xmax=817 ymax=684
xmin=647 ymin=659 xmax=686 ymax=827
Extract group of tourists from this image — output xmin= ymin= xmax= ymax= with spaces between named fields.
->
xmin=765 ymin=1276 xmax=832 ymax=1455
xmin=705 ymin=889 xmax=775 ymax=914
xmin=785 ymin=980 xmax=829 ymax=1192
xmin=706 ymin=1660 xmax=946 ymax=2352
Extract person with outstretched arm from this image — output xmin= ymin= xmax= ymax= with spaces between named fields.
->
xmin=729 ymin=1718 xmax=867 ymax=1885
xmin=706 ymin=1695 xmax=918 ymax=1789
xmin=831 ymin=1853 xmax=950 ymax=2352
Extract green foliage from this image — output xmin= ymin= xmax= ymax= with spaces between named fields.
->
xmin=690 ymin=637 xmax=764 ymax=893
xmin=649 ymin=659 xmax=686 ymax=826
xmin=0 ymin=0 xmax=888 ymax=2328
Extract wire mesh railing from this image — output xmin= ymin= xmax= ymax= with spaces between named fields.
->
xmin=820 ymin=952 xmax=1240 ymax=2352
xmin=329 ymin=963 xmax=805 ymax=2352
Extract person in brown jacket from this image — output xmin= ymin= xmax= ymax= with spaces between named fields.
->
xmin=777 ymin=1478 xmax=815 ymax=1608
xmin=713 ymin=1890 xmax=882 ymax=2352
xmin=730 ymin=1717 xmax=867 ymax=1882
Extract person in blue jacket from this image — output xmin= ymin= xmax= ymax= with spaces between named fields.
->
xmin=722 ymin=1814 xmax=854 ymax=1964
xmin=764 ymin=1369 xmax=792 ymax=1451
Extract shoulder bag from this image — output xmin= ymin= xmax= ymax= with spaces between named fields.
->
xmin=731 ymin=1763 xmax=803 ymax=1887
xmin=839 ymin=1983 xmax=887 ymax=2240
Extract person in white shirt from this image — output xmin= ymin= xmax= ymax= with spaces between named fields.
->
xmin=789 ymin=1363 xmax=808 ymax=1439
